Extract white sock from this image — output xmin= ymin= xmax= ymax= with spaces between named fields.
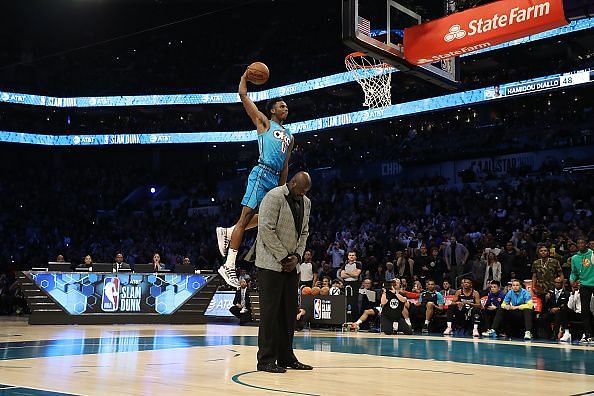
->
xmin=424 ymin=320 xmax=430 ymax=325
xmin=447 ymin=322 xmax=452 ymax=329
xmin=405 ymin=318 xmax=411 ymax=326
xmin=393 ymin=322 xmax=399 ymax=331
xmin=356 ymin=319 xmax=363 ymax=325
xmin=473 ymin=324 xmax=478 ymax=330
xmin=225 ymin=249 xmax=238 ymax=268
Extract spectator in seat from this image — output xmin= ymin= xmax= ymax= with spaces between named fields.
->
xmin=340 ymin=251 xmax=362 ymax=289
xmin=350 ymin=278 xmax=378 ymax=330
xmin=570 ymin=238 xmax=594 ymax=343
xmin=329 ymin=279 xmax=343 ymax=295
xmin=400 ymin=278 xmax=410 ymax=292
xmin=444 ymin=236 xmax=469 ymax=284
xmin=317 ymin=261 xmax=337 ymax=282
xmin=78 ymin=255 xmax=93 ymax=269
xmin=532 ymin=245 xmax=564 ymax=301
xmin=299 ymin=249 xmax=317 ymax=288
xmin=540 ymin=277 xmax=571 ymax=341
xmin=441 ymin=279 xmax=456 ymax=296
xmin=412 ymin=280 xmax=423 ymax=293
xmin=417 ymin=279 xmax=445 ymax=334
xmin=385 ymin=262 xmax=396 ymax=282
xmin=56 ymin=255 xmax=66 ymax=263
xmin=483 ymin=280 xmax=506 ymax=331
xmin=380 ymin=278 xmax=412 ymax=335
xmin=152 ymin=253 xmax=165 ymax=271
xmin=115 ymin=253 xmax=131 ymax=270
xmin=482 ymin=250 xmax=502 ymax=291
xmin=482 ymin=279 xmax=534 ymax=340
xmin=444 ymin=277 xmax=482 ymax=337
xmin=230 ymin=278 xmax=252 ymax=325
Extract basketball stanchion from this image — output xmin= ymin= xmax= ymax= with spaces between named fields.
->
xmin=345 ymin=51 xmax=393 ymax=108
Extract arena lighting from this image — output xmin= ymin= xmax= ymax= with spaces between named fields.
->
xmin=0 ymin=18 xmax=592 ymax=108
xmin=0 ymin=67 xmax=591 ymax=146
xmin=150 ymin=187 xmax=156 ymax=194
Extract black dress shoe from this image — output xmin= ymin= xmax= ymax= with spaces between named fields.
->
xmin=257 ymin=363 xmax=287 ymax=373
xmin=281 ymin=361 xmax=313 ymax=370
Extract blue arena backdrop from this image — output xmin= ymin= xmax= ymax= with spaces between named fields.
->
xmin=0 ymin=68 xmax=592 ymax=146
xmin=29 ymin=272 xmax=210 ymax=315
xmin=0 ymin=18 xmax=592 ymax=108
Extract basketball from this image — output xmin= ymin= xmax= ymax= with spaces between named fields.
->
xmin=311 ymin=286 xmax=320 ymax=295
xmin=320 ymin=286 xmax=330 ymax=296
xmin=301 ymin=286 xmax=312 ymax=295
xmin=246 ymin=61 xmax=269 ymax=85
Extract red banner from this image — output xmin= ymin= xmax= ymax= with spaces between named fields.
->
xmin=404 ymin=0 xmax=568 ymax=65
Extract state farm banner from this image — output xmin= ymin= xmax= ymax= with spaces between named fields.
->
xmin=404 ymin=0 xmax=568 ymax=65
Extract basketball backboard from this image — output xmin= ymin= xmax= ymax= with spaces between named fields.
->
xmin=342 ymin=0 xmax=460 ymax=90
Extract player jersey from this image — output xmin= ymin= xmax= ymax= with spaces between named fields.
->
xmin=419 ymin=290 xmax=444 ymax=305
xmin=382 ymin=290 xmax=405 ymax=321
xmin=257 ymin=120 xmax=292 ymax=173
xmin=459 ymin=289 xmax=476 ymax=306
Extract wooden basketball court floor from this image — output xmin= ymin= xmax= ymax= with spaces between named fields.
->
xmin=0 ymin=318 xmax=593 ymax=396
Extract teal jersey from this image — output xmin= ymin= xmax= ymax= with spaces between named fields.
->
xmin=257 ymin=120 xmax=292 ymax=172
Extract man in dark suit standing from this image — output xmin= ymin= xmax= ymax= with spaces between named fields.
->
xmin=256 ymin=172 xmax=313 ymax=373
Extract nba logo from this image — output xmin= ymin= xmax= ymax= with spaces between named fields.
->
xmin=102 ymin=277 xmax=120 ymax=312
xmin=313 ymin=298 xmax=322 ymax=320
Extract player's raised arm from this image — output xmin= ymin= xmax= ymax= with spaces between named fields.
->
xmin=238 ymin=71 xmax=269 ymax=133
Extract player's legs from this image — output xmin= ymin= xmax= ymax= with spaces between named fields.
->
xmin=218 ymin=166 xmax=277 ymax=288
xmin=216 ymin=215 xmax=258 ymax=257
xmin=218 ymin=207 xmax=255 ymax=288
xmin=351 ymin=308 xmax=377 ymax=330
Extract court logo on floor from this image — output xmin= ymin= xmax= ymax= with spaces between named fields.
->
xmin=313 ymin=298 xmax=332 ymax=320
xmin=102 ymin=277 xmax=120 ymax=312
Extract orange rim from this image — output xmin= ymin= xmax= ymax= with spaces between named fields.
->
xmin=345 ymin=52 xmax=392 ymax=69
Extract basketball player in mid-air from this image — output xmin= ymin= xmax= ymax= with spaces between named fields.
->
xmin=216 ymin=68 xmax=294 ymax=288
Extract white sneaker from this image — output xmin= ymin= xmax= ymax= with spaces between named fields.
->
xmin=240 ymin=307 xmax=248 ymax=314
xmin=481 ymin=329 xmax=495 ymax=337
xmin=472 ymin=328 xmax=480 ymax=337
xmin=443 ymin=327 xmax=452 ymax=335
xmin=579 ymin=334 xmax=593 ymax=344
xmin=216 ymin=227 xmax=230 ymax=257
xmin=524 ymin=331 xmax=532 ymax=340
xmin=560 ymin=331 xmax=572 ymax=343
xmin=218 ymin=265 xmax=240 ymax=288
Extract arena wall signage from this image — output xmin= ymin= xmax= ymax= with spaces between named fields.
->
xmin=0 ymin=68 xmax=591 ymax=145
xmin=404 ymin=0 xmax=568 ymax=65
xmin=30 ymin=272 xmax=208 ymax=315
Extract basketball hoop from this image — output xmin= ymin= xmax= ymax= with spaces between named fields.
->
xmin=345 ymin=52 xmax=393 ymax=109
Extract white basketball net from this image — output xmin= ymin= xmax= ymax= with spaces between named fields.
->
xmin=345 ymin=52 xmax=392 ymax=108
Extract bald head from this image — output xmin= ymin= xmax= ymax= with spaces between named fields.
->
xmin=288 ymin=171 xmax=311 ymax=198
